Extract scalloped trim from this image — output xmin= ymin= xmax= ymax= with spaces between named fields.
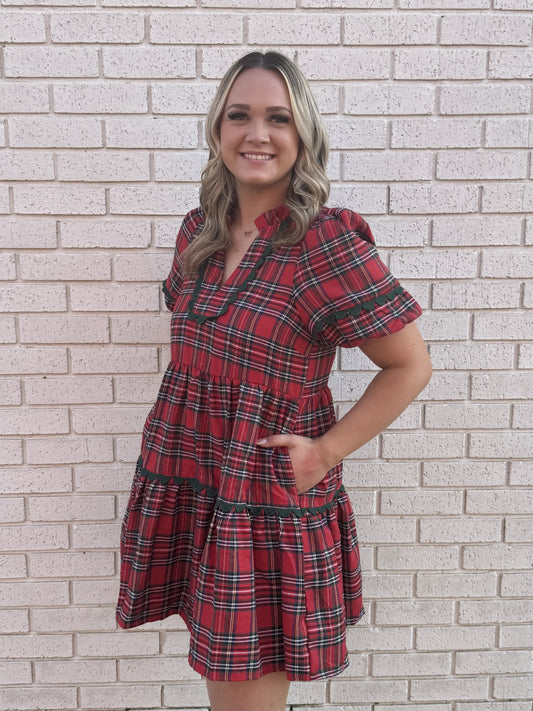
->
xmin=136 ymin=456 xmax=346 ymax=518
xmin=186 ymin=217 xmax=289 ymax=324
xmin=314 ymin=283 xmax=405 ymax=333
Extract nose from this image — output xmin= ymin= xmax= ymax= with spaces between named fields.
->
xmin=245 ymin=119 xmax=269 ymax=143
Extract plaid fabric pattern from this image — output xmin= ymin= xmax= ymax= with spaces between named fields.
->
xmin=116 ymin=204 xmax=422 ymax=681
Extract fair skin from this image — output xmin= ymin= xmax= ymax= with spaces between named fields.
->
xmin=206 ymin=67 xmax=432 ymax=711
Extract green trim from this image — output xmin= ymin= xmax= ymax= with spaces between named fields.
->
xmin=136 ymin=456 xmax=345 ymax=518
xmin=186 ymin=218 xmax=289 ymax=324
xmin=314 ymin=283 xmax=405 ymax=333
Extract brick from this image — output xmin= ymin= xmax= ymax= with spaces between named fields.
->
xmin=19 ymin=252 xmax=111 ymax=281
xmin=0 ymin=253 xmax=15 ymax=281
xmin=72 ymin=578 xmax=119 ymax=604
xmin=490 ymin=50 xmax=533 ymax=79
xmin=29 ymin=494 xmax=115 ymax=522
xmin=506 ymin=518 xmax=533 ymax=543
xmin=510 ymin=460 xmax=533 ymax=485
xmin=0 ymin=12 xmax=46 ymax=41
xmin=14 ymin=185 xmax=105 ymax=215
xmin=155 ymin=218 xmax=185 ymax=248
xmin=0 ymin=286 xmax=67 ymax=314
xmin=474 ymin=312 xmax=533 ymax=340
xmin=390 ymin=184 xmax=478 ymax=214
xmin=0 ymin=316 xmax=16 ymax=343
xmin=400 ymin=0 xmax=489 ymax=5
xmin=0 ymin=219 xmax=57 ymax=248
xmin=0 ymin=687 xmax=77 ymax=710
xmin=203 ymin=0 xmax=293 ymax=4
xmin=61 ymin=219 xmax=151 ymax=248
xmin=437 ymin=150 xmax=526 ymax=180
xmin=373 ymin=652 xmax=451 ymax=677
xmin=411 ymin=677 xmax=488 ymax=702
xmin=433 ymin=216 xmax=522 ymax=246
xmin=466 ymin=489 xmax=533 ymax=514
xmin=29 ymin=551 xmax=114 ymax=577
xmin=346 ymin=13 xmax=436 ymax=44
xmin=297 ymin=48 xmax=390 ymax=80
xmin=80 ymin=685 xmax=161 ymax=710
xmin=494 ymin=676 xmax=533 ymax=701
xmin=470 ymin=434 xmax=533 ymax=459
xmin=456 ymin=650 xmax=533 ymax=675
xmin=513 ymin=403 xmax=533 ymax=429
xmin=0 ymin=408 xmax=69 ymax=435
xmin=78 ymin=631 xmax=159 ymax=656
xmin=432 ymin=282 xmax=520 ymax=310
xmin=75 ymin=465 xmax=133 ymax=492
xmin=381 ymin=489 xmax=463 ymax=515
xmin=344 ymin=151 xmax=432 ymax=181
xmin=346 ymin=625 xmax=411 ymax=652
xmin=328 ymin=185 xmax=387 ymax=214
xmin=72 ymin=521 xmax=121 ymax=548
xmin=26 ymin=437 xmax=113 ymax=465
xmin=110 ymin=317 xmax=169 ymax=346
xmin=0 ymin=187 xmax=8 ymax=211
xmin=417 ymin=572 xmax=497 ymax=598
xmin=4 ymin=46 xmax=98 ymax=78
xmin=151 ymin=12 xmax=242 ymax=43
xmin=442 ymin=14 xmax=532 ymax=45
xmin=103 ymin=46 xmax=195 ymax=78
xmin=495 ymin=0 xmax=533 ymax=6
xmin=32 ymin=606 xmax=116 ymax=633
xmin=390 ymin=248 xmax=477 ymax=278
xmin=154 ymin=150 xmax=208 ymax=182
xmin=0 ymin=633 xmax=72 ymax=658
xmin=109 ymin=185 xmax=199 ymax=214
xmin=70 ymin=284 xmax=159 ymax=312
xmin=322 ymin=118 xmax=387 ymax=149
xmin=0 ymin=661 xmax=32 ymax=684
xmin=152 ymin=82 xmax=216 ymax=114
xmin=394 ymin=49 xmax=486 ymax=80
xmin=35 ymin=659 xmax=116 ymax=683
xmin=114 ymin=375 xmax=163 ymax=403
xmin=116 ymin=435 xmax=142 ymax=463
xmin=420 ymin=518 xmax=501 ymax=543
xmin=471 ymin=373 xmax=533 ymax=400
xmin=440 ymin=84 xmax=530 ymax=115
xmin=0 ymin=82 xmax=49 ymax=112
xmin=71 ymin=346 xmax=158 ymax=373
xmin=346 ymin=82 xmax=433 ymax=116
xmin=330 ymin=679 xmax=407 ymax=704
xmin=1 ymin=609 xmax=30 ymax=633
xmin=417 ymin=313 xmax=470 ymax=341
xmin=25 ymin=376 xmax=113 ymax=405
xmin=485 ymin=118 xmax=533 ymax=148
xmin=417 ymin=625 xmax=494 ymax=651
xmin=113 ymin=253 xmax=172 ymax=281
xmin=0 ymin=467 xmax=72 ymax=495
xmin=419 ymin=373 xmax=469 ymax=402
xmin=357 ymin=517 xmax=415 ymax=544
xmin=0 ymin=498 xmax=24 ymax=523
xmin=0 ymin=524 xmax=68 ymax=551
xmin=377 ymin=545 xmax=458 ymax=570
xmin=54 ymin=82 xmax=148 ymax=114
xmin=0 ymin=379 xmax=20 ymax=405
xmin=248 ymin=13 xmax=339 ymax=44
xmin=0 ymin=346 xmax=68 ymax=375
xmin=105 ymin=117 xmax=197 ymax=149
xmin=51 ymin=11 xmax=144 ymax=42
xmin=0 ymin=150 xmax=54 ymax=181
xmin=519 ymin=344 xmax=533 ymax=367
xmin=73 ymin=405 xmax=147 ymax=433
xmin=118 ymin=656 xmax=197 ymax=681
xmin=392 ymin=118 xmax=482 ymax=148
xmin=425 ymin=402 xmax=509 ymax=429
xmin=482 ymin=248 xmax=533 ymax=277
xmin=0 ymin=581 xmax=69 ymax=607
xmin=19 ymin=316 xmax=109 ymax=345
xmin=58 ymin=150 xmax=149 ymax=181
xmin=502 ymin=574 xmax=533 ymax=597
xmin=103 ymin=0 xmax=194 ymax=4
xmin=375 ymin=601 xmax=453 ymax=626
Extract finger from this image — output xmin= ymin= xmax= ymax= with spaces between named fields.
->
xmin=256 ymin=434 xmax=292 ymax=447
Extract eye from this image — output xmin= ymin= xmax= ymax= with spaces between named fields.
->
xmin=270 ymin=114 xmax=290 ymax=124
xmin=227 ymin=111 xmax=247 ymax=121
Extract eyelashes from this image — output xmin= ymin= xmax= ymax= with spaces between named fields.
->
xmin=226 ymin=112 xmax=290 ymax=124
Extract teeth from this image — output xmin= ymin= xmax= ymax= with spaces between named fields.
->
xmin=243 ymin=153 xmax=273 ymax=161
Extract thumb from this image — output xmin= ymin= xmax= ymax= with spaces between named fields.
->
xmin=256 ymin=434 xmax=292 ymax=448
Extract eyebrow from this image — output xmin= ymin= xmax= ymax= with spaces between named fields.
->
xmin=225 ymin=103 xmax=293 ymax=114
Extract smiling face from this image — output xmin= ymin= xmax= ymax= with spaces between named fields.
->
xmin=219 ymin=68 xmax=300 ymax=200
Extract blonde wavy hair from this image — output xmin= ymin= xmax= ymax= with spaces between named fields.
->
xmin=182 ymin=51 xmax=330 ymax=278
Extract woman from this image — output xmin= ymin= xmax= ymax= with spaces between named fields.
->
xmin=116 ymin=51 xmax=432 ymax=711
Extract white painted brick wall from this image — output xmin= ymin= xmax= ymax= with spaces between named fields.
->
xmin=1 ymin=3 xmax=531 ymax=710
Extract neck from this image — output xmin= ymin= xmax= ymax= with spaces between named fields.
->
xmin=233 ymin=183 xmax=289 ymax=232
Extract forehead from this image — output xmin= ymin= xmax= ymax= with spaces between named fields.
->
xmin=224 ymin=68 xmax=291 ymax=107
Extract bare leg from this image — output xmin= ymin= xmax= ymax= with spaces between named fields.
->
xmin=205 ymin=670 xmax=290 ymax=711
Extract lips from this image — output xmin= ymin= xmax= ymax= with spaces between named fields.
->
xmin=241 ymin=153 xmax=275 ymax=161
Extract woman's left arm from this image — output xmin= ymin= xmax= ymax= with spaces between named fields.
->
xmin=257 ymin=321 xmax=432 ymax=493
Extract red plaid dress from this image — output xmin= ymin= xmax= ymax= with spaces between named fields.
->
xmin=116 ymin=204 xmax=422 ymax=681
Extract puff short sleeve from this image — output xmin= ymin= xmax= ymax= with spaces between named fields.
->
xmin=293 ymin=208 xmax=422 ymax=348
xmin=162 ymin=208 xmax=204 ymax=311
